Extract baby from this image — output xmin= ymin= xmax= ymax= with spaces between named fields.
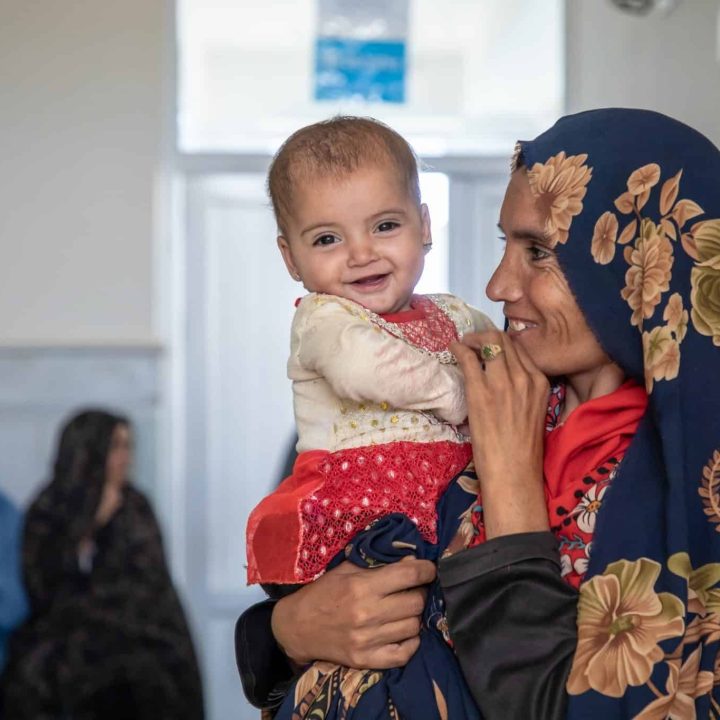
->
xmin=245 ymin=116 xmax=492 ymax=719
xmin=246 ymin=116 xmax=493 ymax=588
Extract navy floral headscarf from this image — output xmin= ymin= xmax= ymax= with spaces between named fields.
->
xmin=515 ymin=109 xmax=720 ymax=718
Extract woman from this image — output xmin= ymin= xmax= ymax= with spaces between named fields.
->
xmin=238 ymin=109 xmax=720 ymax=718
xmin=1 ymin=410 xmax=204 ymax=720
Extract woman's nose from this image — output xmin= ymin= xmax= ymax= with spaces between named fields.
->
xmin=486 ymin=250 xmax=522 ymax=303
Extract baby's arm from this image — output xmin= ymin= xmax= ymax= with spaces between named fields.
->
xmin=295 ymin=298 xmax=467 ymax=425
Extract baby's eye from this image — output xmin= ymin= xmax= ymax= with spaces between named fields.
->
xmin=377 ymin=221 xmax=400 ymax=233
xmin=313 ymin=234 xmax=339 ymax=247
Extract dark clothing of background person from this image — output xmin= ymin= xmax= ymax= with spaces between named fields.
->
xmin=0 ymin=410 xmax=204 ymax=720
xmin=0 ymin=491 xmax=29 ymax=673
xmin=0 ymin=490 xmax=30 ymax=718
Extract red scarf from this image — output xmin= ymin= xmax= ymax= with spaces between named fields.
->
xmin=544 ymin=379 xmax=648 ymax=509
xmin=544 ymin=379 xmax=648 ymax=587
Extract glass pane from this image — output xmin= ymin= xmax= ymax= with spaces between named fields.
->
xmin=177 ymin=0 xmax=564 ymax=155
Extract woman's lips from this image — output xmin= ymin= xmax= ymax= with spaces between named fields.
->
xmin=507 ymin=318 xmax=538 ymax=333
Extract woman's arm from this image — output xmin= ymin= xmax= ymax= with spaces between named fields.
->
xmin=443 ymin=332 xmax=577 ymax=720
xmin=439 ymin=532 xmax=578 ymax=720
xmin=235 ymin=558 xmax=435 ymax=708
xmin=451 ymin=331 xmax=549 ymax=538
xmin=235 ymin=599 xmax=295 ymax=710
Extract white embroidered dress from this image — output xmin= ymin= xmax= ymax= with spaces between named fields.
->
xmin=291 ymin=292 xmax=494 ymax=453
xmin=246 ymin=292 xmax=494 ymax=584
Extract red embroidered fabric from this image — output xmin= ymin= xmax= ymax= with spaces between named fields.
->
xmin=551 ymin=458 xmax=619 ymax=588
xmin=247 ymin=442 xmax=472 ymax=584
xmin=380 ymin=295 xmax=460 ymax=352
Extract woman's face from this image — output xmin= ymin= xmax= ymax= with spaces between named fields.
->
xmin=105 ymin=423 xmax=132 ymax=489
xmin=488 ymin=169 xmax=612 ymax=382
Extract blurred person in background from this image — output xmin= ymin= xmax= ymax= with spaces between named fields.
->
xmin=0 ymin=489 xmax=29 ymax=715
xmin=1 ymin=409 xmax=204 ymax=720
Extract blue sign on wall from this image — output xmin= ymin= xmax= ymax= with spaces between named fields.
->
xmin=315 ymin=37 xmax=406 ymax=103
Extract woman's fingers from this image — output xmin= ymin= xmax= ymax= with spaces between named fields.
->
xmin=330 ymin=557 xmax=434 ymax=604
xmin=370 ymin=616 xmax=424 ymax=647
xmin=343 ymin=634 xmax=422 ymax=670
xmin=340 ymin=563 xmax=431 ymax=668
xmin=459 ymin=330 xmax=543 ymax=388
xmin=450 ymin=341 xmax=488 ymax=385
xmin=458 ymin=330 xmax=512 ymax=375
xmin=510 ymin=334 xmax=548 ymax=382
xmin=460 ymin=331 xmax=504 ymax=359
xmin=358 ymin=635 xmax=422 ymax=670
xmin=271 ymin=559 xmax=434 ymax=668
xmin=343 ymin=614 xmax=425 ymax=669
xmin=378 ymin=636 xmax=422 ymax=668
xmin=372 ymin=557 xmax=436 ymax=597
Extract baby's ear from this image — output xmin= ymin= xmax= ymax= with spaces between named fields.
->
xmin=277 ymin=236 xmax=301 ymax=281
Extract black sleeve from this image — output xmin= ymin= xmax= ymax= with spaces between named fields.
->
xmin=235 ymin=600 xmax=297 ymax=711
xmin=438 ymin=531 xmax=578 ymax=720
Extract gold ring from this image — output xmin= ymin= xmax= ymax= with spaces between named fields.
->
xmin=480 ymin=343 xmax=503 ymax=361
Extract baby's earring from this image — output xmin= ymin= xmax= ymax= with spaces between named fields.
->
xmin=291 ymin=271 xmax=301 ymax=281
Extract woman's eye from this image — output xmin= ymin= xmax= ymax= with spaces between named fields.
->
xmin=377 ymin=221 xmax=399 ymax=233
xmin=313 ymin=234 xmax=339 ymax=247
xmin=529 ymin=245 xmax=551 ymax=261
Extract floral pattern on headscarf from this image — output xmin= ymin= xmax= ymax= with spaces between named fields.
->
xmin=526 ymin=151 xmax=593 ymax=246
xmin=632 ymin=647 xmax=714 ymax=720
xmin=585 ymin=163 xmax=718 ymax=392
xmin=690 ymin=219 xmax=720 ymax=346
xmin=516 ymin=109 xmax=720 ymax=719
xmin=590 ymin=163 xmax=720 ymax=392
xmin=590 ymin=211 xmax=620 ymax=264
xmin=568 ymin=545 xmax=720 ymax=716
xmin=567 ymin=558 xmax=685 ymax=698
xmin=620 ymin=218 xmax=674 ymax=329
xmin=700 ymin=449 xmax=720 ymax=534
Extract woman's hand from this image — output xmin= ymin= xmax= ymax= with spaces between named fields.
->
xmin=271 ymin=557 xmax=436 ymax=669
xmin=94 ymin=482 xmax=124 ymax=527
xmin=451 ymin=330 xmax=550 ymax=539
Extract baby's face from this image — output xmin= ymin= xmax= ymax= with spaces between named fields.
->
xmin=277 ymin=164 xmax=430 ymax=315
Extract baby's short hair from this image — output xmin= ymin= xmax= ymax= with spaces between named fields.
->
xmin=268 ymin=116 xmax=421 ymax=235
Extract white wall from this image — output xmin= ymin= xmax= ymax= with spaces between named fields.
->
xmin=1 ymin=0 xmax=718 ymax=339
xmin=566 ymin=0 xmax=720 ymax=147
xmin=0 ymin=0 xmax=164 ymax=345
xmin=3 ymin=0 xmax=717 ymax=342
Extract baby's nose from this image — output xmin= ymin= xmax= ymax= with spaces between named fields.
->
xmin=347 ymin=237 xmax=378 ymax=265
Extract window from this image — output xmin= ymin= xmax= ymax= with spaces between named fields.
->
xmin=177 ymin=0 xmax=564 ymax=155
